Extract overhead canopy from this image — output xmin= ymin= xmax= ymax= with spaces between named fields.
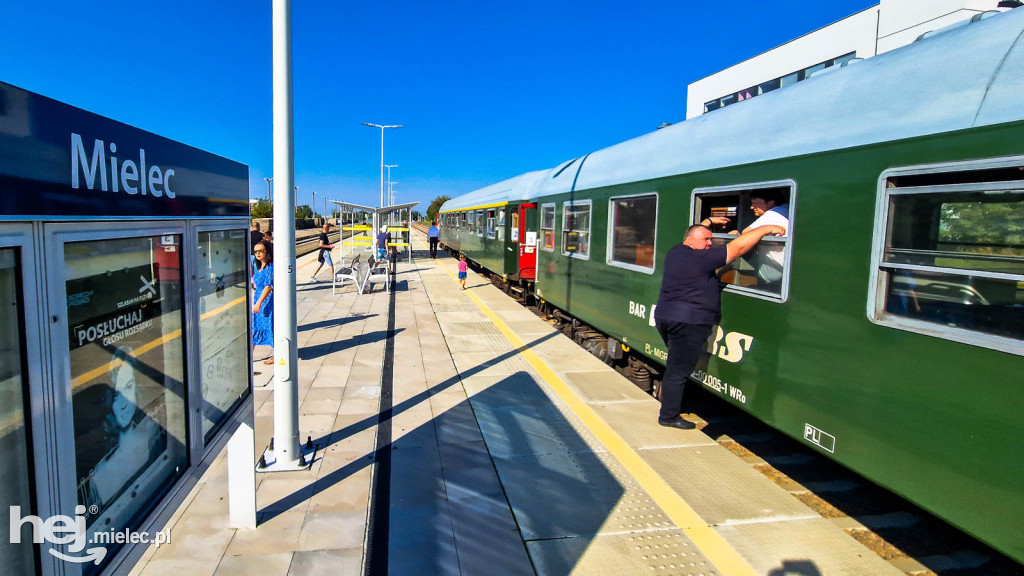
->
xmin=331 ymin=200 xmax=377 ymax=213
xmin=331 ymin=200 xmax=420 ymax=216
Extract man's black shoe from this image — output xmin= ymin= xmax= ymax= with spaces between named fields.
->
xmin=658 ymin=417 xmax=696 ymax=430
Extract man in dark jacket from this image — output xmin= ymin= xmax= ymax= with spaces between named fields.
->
xmin=654 ymin=222 xmax=784 ymax=429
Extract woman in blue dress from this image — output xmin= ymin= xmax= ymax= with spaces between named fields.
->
xmin=252 ymin=241 xmax=275 ymax=364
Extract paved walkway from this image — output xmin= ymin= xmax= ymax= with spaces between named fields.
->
xmin=129 ymin=231 xmax=902 ymax=576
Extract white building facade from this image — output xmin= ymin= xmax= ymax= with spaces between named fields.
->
xmin=686 ymin=0 xmax=1019 ymax=119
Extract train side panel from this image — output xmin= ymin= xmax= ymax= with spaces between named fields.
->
xmin=533 ymin=121 xmax=1024 ymax=561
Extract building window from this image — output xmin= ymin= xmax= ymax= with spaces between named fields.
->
xmin=871 ymin=162 xmax=1024 ymax=354
xmin=692 ymin=181 xmax=794 ymax=301
xmin=608 ymin=193 xmax=657 ymax=272
xmin=0 ymin=247 xmax=37 ymax=576
xmin=703 ymin=52 xmax=856 ymax=114
xmin=196 ymin=229 xmax=251 ymax=443
xmin=64 ymin=234 xmax=188 ymax=567
xmin=540 ymin=203 xmax=556 ymax=251
xmin=561 ymin=201 xmax=592 ymax=259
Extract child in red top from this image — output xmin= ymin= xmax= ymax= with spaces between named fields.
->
xmin=458 ymin=255 xmax=468 ymax=290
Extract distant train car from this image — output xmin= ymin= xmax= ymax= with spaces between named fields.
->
xmin=439 ymin=9 xmax=1024 ymax=563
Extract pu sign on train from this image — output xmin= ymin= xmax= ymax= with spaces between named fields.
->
xmin=71 ymin=133 xmax=177 ymax=198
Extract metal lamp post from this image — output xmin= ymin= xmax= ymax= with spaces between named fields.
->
xmin=264 ymin=177 xmax=273 ymax=201
xmin=361 ymin=123 xmax=402 ymax=234
xmin=311 ymin=190 xmax=316 ymax=222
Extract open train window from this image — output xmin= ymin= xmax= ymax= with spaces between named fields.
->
xmin=486 ymin=209 xmax=496 ymax=239
xmin=871 ymin=159 xmax=1024 ymax=355
xmin=540 ymin=203 xmax=556 ymax=252
xmin=477 ymin=210 xmax=484 ymax=237
xmin=497 ymin=208 xmax=505 ymax=241
xmin=607 ymin=192 xmax=657 ymax=273
xmin=562 ymin=200 xmax=591 ymax=259
xmin=691 ymin=180 xmax=794 ymax=302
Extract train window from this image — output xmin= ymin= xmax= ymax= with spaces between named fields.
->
xmin=486 ymin=209 xmax=496 ymax=239
xmin=197 ymin=229 xmax=251 ymax=443
xmin=608 ymin=193 xmax=658 ymax=273
xmin=562 ymin=200 xmax=592 ymax=259
xmin=477 ymin=210 xmax=484 ymax=237
xmin=468 ymin=211 xmax=475 ymax=234
xmin=541 ymin=203 xmax=556 ymax=251
xmin=497 ymin=208 xmax=506 ymax=241
xmin=872 ymin=164 xmax=1024 ymax=354
xmin=692 ymin=181 xmax=794 ymax=302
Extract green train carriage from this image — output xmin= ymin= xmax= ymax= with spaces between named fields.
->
xmin=439 ymin=9 xmax=1024 ymax=563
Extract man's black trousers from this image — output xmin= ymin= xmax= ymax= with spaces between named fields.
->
xmin=429 ymin=237 xmax=439 ymax=258
xmin=655 ymin=320 xmax=713 ymax=421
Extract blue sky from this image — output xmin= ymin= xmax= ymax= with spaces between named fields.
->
xmin=1 ymin=1 xmax=876 ymax=213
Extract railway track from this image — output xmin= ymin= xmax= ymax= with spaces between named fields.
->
xmin=683 ymin=387 xmax=1023 ymax=576
xmin=441 ymin=246 xmax=1023 ymax=576
xmin=293 ymin=230 xmax=348 ymax=258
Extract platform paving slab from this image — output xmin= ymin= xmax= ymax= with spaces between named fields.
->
xmin=130 ymin=232 xmax=905 ymax=576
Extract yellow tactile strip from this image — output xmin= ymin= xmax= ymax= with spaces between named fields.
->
xmin=442 ymin=268 xmax=758 ymax=576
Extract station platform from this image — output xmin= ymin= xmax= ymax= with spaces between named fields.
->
xmin=128 ymin=230 xmax=903 ymax=576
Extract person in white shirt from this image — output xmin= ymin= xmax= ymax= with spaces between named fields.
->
xmin=742 ymin=190 xmax=788 ymax=283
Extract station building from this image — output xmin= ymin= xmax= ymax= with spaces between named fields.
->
xmin=686 ymin=0 xmax=1022 ymax=119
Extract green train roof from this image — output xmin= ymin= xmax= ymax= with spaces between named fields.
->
xmin=442 ymin=7 xmax=1024 ymax=213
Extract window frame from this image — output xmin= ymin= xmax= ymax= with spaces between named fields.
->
xmin=869 ymin=157 xmax=1024 ymax=356
xmin=606 ymin=192 xmax=659 ymax=274
xmin=486 ymin=209 xmax=496 ymax=240
xmin=540 ymin=203 xmax=556 ymax=252
xmin=690 ymin=179 xmax=796 ymax=303
xmin=561 ymin=199 xmax=592 ymax=260
xmin=476 ymin=210 xmax=484 ymax=237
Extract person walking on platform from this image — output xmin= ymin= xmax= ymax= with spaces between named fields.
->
xmin=458 ymin=254 xmax=468 ymax=290
xmin=376 ymin=225 xmax=391 ymax=261
xmin=309 ymin=223 xmax=335 ymax=283
xmin=654 ymin=223 xmax=785 ymax=430
xmin=428 ymin=221 xmax=440 ymax=258
xmin=261 ymin=229 xmax=274 ymax=259
xmin=249 ymin=220 xmax=264 ymax=273
xmin=251 ymin=241 xmax=275 ymax=365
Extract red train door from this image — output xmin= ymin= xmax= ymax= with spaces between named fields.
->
xmin=518 ymin=203 xmax=537 ymax=280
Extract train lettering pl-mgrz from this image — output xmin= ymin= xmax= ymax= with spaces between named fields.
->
xmin=71 ymin=133 xmax=176 ymax=198
xmin=643 ymin=342 xmax=667 ymax=361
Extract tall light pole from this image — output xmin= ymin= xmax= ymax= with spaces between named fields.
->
xmin=384 ymin=164 xmax=398 ymax=223
xmin=261 ymin=0 xmax=310 ymax=474
xmin=361 ymin=123 xmax=402 ymax=232
xmin=264 ymin=177 xmax=273 ymax=201
xmin=311 ymin=190 xmax=316 ymax=221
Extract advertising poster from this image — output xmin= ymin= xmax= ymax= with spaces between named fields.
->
xmin=63 ymin=236 xmax=187 ymax=545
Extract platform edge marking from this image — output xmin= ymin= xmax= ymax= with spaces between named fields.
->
xmin=448 ymin=269 xmax=757 ymax=576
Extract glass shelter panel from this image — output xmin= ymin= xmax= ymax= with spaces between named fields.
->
xmin=879 ymin=188 xmax=1024 ymax=341
xmin=64 ymin=235 xmax=188 ymax=571
xmin=197 ymin=229 xmax=251 ymax=443
xmin=0 ymin=248 xmax=37 ymax=576
xmin=609 ymin=194 xmax=657 ymax=270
